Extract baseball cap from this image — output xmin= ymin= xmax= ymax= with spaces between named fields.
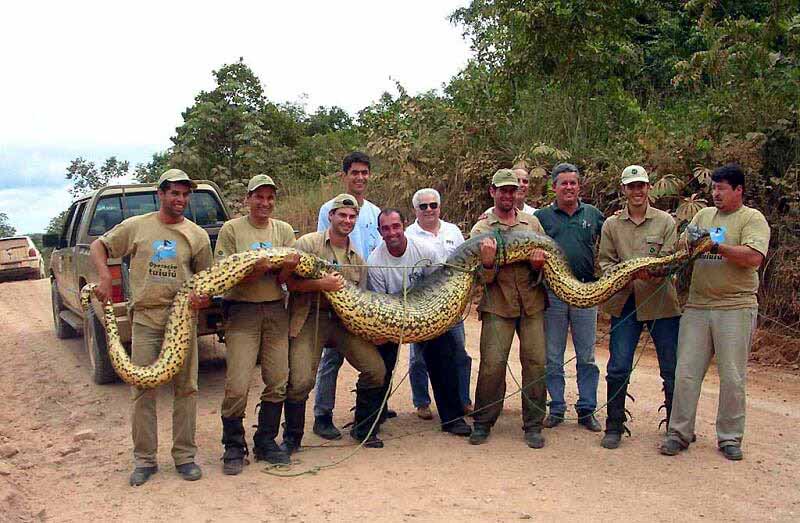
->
xmin=247 ymin=174 xmax=277 ymax=193
xmin=329 ymin=193 xmax=360 ymax=212
xmin=157 ymin=169 xmax=197 ymax=189
xmin=491 ymin=169 xmax=520 ymax=188
xmin=621 ymin=165 xmax=649 ymax=185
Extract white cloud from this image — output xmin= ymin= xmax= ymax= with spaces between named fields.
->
xmin=0 ymin=185 xmax=74 ymax=234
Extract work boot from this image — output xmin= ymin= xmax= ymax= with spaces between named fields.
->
xmin=350 ymin=387 xmax=384 ymax=449
xmin=176 ymin=462 xmax=202 ymax=481
xmin=442 ymin=418 xmax=472 ymax=436
xmin=469 ymin=424 xmax=490 ymax=445
xmin=602 ymin=377 xmax=629 ymax=449
xmin=542 ymin=413 xmax=564 ymax=428
xmin=524 ymin=430 xmax=545 ymax=449
xmin=279 ymin=400 xmax=306 ymax=455
xmin=253 ymin=401 xmax=290 ymax=465
xmin=659 ymin=438 xmax=685 ymax=456
xmin=129 ymin=466 xmax=157 ymax=486
xmin=221 ymin=416 xmax=248 ymax=475
xmin=313 ymin=414 xmax=342 ymax=440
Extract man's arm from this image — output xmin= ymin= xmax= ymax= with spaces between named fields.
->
xmin=89 ymin=240 xmax=113 ymax=303
xmin=286 ymin=273 xmax=344 ymax=293
xmin=717 ymin=244 xmax=764 ymax=268
xmin=597 ymin=221 xmax=619 ymax=273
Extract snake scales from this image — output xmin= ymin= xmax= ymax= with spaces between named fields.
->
xmin=80 ymin=225 xmax=712 ymax=389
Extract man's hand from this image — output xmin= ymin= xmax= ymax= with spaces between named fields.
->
xmin=188 ymin=292 xmax=211 ymax=310
xmin=93 ymin=276 xmax=113 ymax=303
xmin=479 ymin=237 xmax=497 ymax=268
xmin=529 ymin=249 xmax=546 ymax=270
xmin=318 ymin=272 xmax=346 ymax=292
xmin=633 ymin=269 xmax=652 ymax=281
xmin=282 ymin=253 xmax=300 ymax=272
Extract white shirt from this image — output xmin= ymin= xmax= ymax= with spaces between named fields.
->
xmin=484 ymin=203 xmax=536 ymax=215
xmin=406 ymin=220 xmax=465 ymax=260
xmin=367 ymin=236 xmax=442 ymax=294
xmin=318 ymin=198 xmax=381 ymax=259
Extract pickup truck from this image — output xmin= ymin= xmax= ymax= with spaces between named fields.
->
xmin=44 ymin=181 xmax=231 ymax=384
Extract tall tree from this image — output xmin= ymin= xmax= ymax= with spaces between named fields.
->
xmin=0 ymin=212 xmax=17 ymax=237
xmin=65 ymin=156 xmax=129 ymax=197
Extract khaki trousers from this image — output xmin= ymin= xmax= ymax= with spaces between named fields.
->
xmin=221 ymin=301 xmax=290 ymax=417
xmin=667 ymin=307 xmax=757 ymax=448
xmin=286 ymin=311 xmax=385 ymax=403
xmin=474 ymin=312 xmax=547 ymax=431
xmin=130 ymin=320 xmax=198 ymax=468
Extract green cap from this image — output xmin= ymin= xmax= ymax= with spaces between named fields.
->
xmin=157 ymin=169 xmax=197 ymax=189
xmin=247 ymin=174 xmax=277 ymax=193
xmin=491 ymin=169 xmax=520 ymax=188
xmin=621 ymin=165 xmax=649 ymax=185
xmin=329 ymin=193 xmax=360 ymax=212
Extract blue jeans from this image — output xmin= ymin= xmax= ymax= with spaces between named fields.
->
xmin=410 ymin=322 xmax=472 ymax=409
xmin=544 ymin=288 xmax=599 ymax=415
xmin=607 ymin=295 xmax=678 ymax=395
xmin=313 ymin=347 xmax=344 ymax=418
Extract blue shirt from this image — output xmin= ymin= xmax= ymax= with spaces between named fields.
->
xmin=318 ymin=198 xmax=382 ymax=259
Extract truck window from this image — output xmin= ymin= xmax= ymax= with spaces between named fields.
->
xmin=59 ymin=204 xmax=78 ymax=244
xmin=68 ymin=202 xmax=87 ymax=247
xmin=186 ymin=191 xmax=225 ymax=227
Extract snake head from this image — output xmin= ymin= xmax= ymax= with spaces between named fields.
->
xmin=686 ymin=225 xmax=714 ymax=256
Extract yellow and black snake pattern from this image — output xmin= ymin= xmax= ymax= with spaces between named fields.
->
xmin=81 ymin=226 xmax=713 ymax=389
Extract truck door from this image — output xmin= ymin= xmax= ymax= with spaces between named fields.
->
xmin=61 ymin=201 xmax=88 ymax=312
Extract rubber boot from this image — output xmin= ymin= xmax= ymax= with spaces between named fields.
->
xmin=601 ymin=377 xmax=629 ymax=449
xmin=350 ymin=387 xmax=384 ymax=448
xmin=253 ymin=401 xmax=290 ymax=464
xmin=221 ymin=416 xmax=248 ymax=475
xmin=280 ymin=400 xmax=305 ymax=455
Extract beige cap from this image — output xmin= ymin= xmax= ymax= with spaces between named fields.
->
xmin=330 ymin=193 xmax=360 ymax=212
xmin=621 ymin=165 xmax=649 ymax=185
xmin=157 ymin=169 xmax=197 ymax=189
xmin=247 ymin=174 xmax=277 ymax=193
xmin=491 ymin=169 xmax=520 ymax=187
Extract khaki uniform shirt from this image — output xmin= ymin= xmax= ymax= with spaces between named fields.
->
xmin=288 ymin=230 xmax=367 ymax=337
xmin=469 ymin=210 xmax=546 ymax=318
xmin=99 ymin=212 xmax=212 ymax=329
xmin=686 ymin=205 xmax=770 ymax=310
xmin=598 ymin=205 xmax=681 ymax=321
xmin=216 ymin=216 xmax=296 ymax=303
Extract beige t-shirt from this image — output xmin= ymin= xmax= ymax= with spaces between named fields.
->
xmin=687 ymin=205 xmax=770 ymax=309
xmin=100 ymin=212 xmax=213 ymax=328
xmin=598 ymin=205 xmax=681 ymax=321
xmin=216 ymin=216 xmax=296 ymax=303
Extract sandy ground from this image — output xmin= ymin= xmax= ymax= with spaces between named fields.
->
xmin=1 ymin=278 xmax=799 ymax=522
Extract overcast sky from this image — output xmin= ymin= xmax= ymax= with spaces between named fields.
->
xmin=0 ymin=0 xmax=472 ymax=233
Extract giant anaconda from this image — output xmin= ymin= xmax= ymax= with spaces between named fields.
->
xmin=81 ymin=225 xmax=713 ymax=388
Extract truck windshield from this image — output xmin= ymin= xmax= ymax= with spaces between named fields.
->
xmin=87 ymin=190 xmax=225 ymax=236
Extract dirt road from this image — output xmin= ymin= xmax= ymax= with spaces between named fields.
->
xmin=1 ymin=279 xmax=799 ymax=522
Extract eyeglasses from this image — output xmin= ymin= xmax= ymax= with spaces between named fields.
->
xmin=418 ymin=202 xmax=439 ymax=210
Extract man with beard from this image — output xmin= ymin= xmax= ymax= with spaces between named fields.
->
xmin=281 ymin=194 xmax=387 ymax=450
xmin=90 ymin=169 xmax=212 ymax=486
xmin=312 ymin=152 xmax=383 ymax=440
xmin=468 ymin=169 xmax=548 ymax=448
xmin=368 ymin=208 xmax=472 ymax=436
xmin=661 ymin=164 xmax=770 ymax=461
xmin=597 ymin=165 xmax=680 ymax=449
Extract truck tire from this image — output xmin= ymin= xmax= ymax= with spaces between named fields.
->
xmin=84 ymin=304 xmax=119 ymax=384
xmin=51 ymin=279 xmax=78 ymax=339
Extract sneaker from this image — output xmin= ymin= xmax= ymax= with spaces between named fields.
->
xmin=659 ymin=438 xmax=685 ymax=456
xmin=524 ymin=430 xmax=545 ymax=449
xmin=129 ymin=466 xmax=157 ymax=487
xmin=469 ymin=424 xmax=490 ymax=445
xmin=542 ymin=413 xmax=564 ymax=428
xmin=601 ymin=432 xmax=622 ymax=450
xmin=720 ymin=445 xmax=743 ymax=461
xmin=416 ymin=405 xmax=433 ymax=420
xmin=579 ymin=414 xmax=602 ymax=433
xmin=175 ymin=462 xmax=202 ymax=481
xmin=313 ymin=415 xmax=342 ymax=440
xmin=442 ymin=419 xmax=472 ymax=437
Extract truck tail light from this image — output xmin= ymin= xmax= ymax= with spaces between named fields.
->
xmin=28 ymin=248 xmax=36 ymax=257
xmin=108 ymin=265 xmax=125 ymax=303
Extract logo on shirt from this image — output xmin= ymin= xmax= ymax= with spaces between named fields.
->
xmin=150 ymin=240 xmax=177 ymax=263
xmin=250 ymin=241 xmax=273 ymax=250
xmin=709 ymin=226 xmax=727 ymax=244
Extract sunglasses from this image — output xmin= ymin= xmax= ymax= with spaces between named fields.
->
xmin=418 ymin=202 xmax=439 ymax=210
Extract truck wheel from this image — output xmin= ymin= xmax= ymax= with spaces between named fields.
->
xmin=51 ymin=279 xmax=77 ymax=339
xmin=84 ymin=304 xmax=119 ymax=384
